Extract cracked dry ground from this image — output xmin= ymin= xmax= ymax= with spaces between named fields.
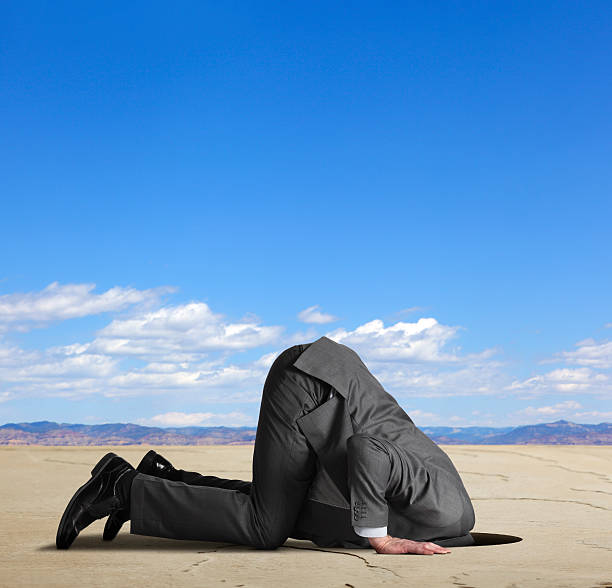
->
xmin=1 ymin=445 xmax=611 ymax=587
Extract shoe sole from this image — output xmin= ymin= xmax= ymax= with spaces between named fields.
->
xmin=102 ymin=509 xmax=127 ymax=541
xmin=56 ymin=452 xmax=118 ymax=549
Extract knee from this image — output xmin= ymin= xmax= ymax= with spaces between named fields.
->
xmin=254 ymin=530 xmax=288 ymax=550
xmin=255 ymin=538 xmax=285 ymax=550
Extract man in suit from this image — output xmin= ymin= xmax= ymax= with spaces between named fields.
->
xmin=56 ymin=336 xmax=475 ymax=554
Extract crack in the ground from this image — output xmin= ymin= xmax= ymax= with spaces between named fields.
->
xmin=570 ymin=487 xmax=612 ymax=496
xmin=182 ymin=556 xmax=210 ymax=572
xmin=460 ymin=470 xmax=510 ymax=481
xmin=180 ymin=545 xmax=237 ymax=573
xmin=471 ymin=497 xmax=610 ymax=511
xmin=447 ymin=450 xmax=482 ymax=458
xmin=459 ymin=449 xmax=560 ymax=464
xmin=548 ymin=464 xmax=611 ymax=483
xmin=577 ymin=539 xmax=612 ymax=552
xmin=451 ymin=450 xmax=611 ymax=482
xmin=43 ymin=458 xmax=92 ymax=466
xmin=283 ymin=544 xmax=405 ymax=579
xmin=450 ymin=573 xmax=476 ymax=588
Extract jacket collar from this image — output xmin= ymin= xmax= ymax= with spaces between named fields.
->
xmin=292 ymin=335 xmax=356 ymax=399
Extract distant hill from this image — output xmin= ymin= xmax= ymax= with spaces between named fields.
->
xmin=0 ymin=419 xmax=610 ymax=445
xmin=0 ymin=421 xmax=256 ymax=446
xmin=421 ymin=420 xmax=612 ymax=445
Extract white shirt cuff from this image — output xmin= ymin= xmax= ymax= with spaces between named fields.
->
xmin=353 ymin=525 xmax=388 ymax=538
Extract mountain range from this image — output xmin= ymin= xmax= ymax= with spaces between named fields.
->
xmin=0 ymin=419 xmax=610 ymax=445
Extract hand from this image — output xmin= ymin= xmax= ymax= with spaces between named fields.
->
xmin=369 ymin=535 xmax=451 ymax=555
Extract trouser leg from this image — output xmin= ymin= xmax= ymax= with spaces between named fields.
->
xmin=130 ymin=345 xmax=326 ymax=549
xmin=173 ymin=470 xmax=252 ymax=494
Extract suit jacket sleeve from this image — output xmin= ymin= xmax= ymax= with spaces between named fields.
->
xmin=346 ymin=434 xmax=392 ymax=533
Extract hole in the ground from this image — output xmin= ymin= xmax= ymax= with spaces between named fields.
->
xmin=425 ymin=532 xmax=523 ymax=547
xmin=470 ymin=532 xmax=522 ymax=545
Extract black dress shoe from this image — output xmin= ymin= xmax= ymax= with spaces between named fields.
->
xmin=56 ymin=453 xmax=135 ymax=549
xmin=137 ymin=449 xmax=179 ymax=480
xmin=102 ymin=450 xmax=178 ymax=541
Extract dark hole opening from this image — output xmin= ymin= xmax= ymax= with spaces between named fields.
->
xmin=470 ymin=532 xmax=522 ymax=545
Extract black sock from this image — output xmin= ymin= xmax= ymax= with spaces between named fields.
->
xmin=115 ymin=468 xmax=138 ymax=514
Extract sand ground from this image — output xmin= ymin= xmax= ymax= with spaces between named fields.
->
xmin=1 ymin=445 xmax=610 ymax=588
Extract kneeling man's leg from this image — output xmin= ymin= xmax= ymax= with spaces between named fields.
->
xmin=130 ymin=347 xmax=322 ymax=549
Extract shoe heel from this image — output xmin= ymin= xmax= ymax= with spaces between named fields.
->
xmin=91 ymin=452 xmax=118 ymax=476
xmin=136 ymin=449 xmax=157 ymax=472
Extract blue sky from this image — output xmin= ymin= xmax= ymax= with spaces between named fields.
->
xmin=1 ymin=2 xmax=610 ymax=428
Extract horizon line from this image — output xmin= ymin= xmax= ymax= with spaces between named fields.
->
xmin=2 ymin=419 xmax=611 ymax=429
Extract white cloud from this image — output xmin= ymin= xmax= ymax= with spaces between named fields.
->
xmin=406 ymin=409 xmax=440 ymax=425
xmin=0 ymin=281 xmax=174 ymax=330
xmin=550 ymin=338 xmax=612 ymax=369
xmin=252 ymin=350 xmax=283 ymax=369
xmin=91 ymin=302 xmax=284 ymax=359
xmin=507 ymin=367 xmax=610 ymax=395
xmin=505 ymin=334 xmax=612 ymax=398
xmin=516 ymin=400 xmax=583 ymax=417
xmin=369 ymin=357 xmax=509 ymax=397
xmin=0 ymin=310 xmax=506 ymax=402
xmin=325 ymin=318 xmax=492 ymax=363
xmin=513 ymin=401 xmax=612 ymax=424
xmin=0 ymin=341 xmax=118 ymax=399
xmin=0 ymin=331 xmax=273 ymax=401
xmin=396 ymin=307 xmax=427 ymax=315
xmin=398 ymin=410 xmax=466 ymax=427
xmin=0 ymin=352 xmax=269 ymax=403
xmin=297 ymin=305 xmax=338 ymax=324
xmin=107 ymin=361 xmax=265 ymax=394
xmin=0 ymin=292 xmax=287 ymax=401
xmin=315 ymin=318 xmax=505 ymax=398
xmin=572 ymin=410 xmax=612 ymax=421
xmin=141 ymin=411 xmax=256 ymax=427
xmin=3 ymin=286 xmax=607 ymax=418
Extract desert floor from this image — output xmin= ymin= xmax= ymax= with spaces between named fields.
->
xmin=1 ymin=445 xmax=610 ymax=588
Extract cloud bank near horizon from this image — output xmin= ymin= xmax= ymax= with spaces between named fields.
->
xmin=0 ymin=281 xmax=610 ymax=427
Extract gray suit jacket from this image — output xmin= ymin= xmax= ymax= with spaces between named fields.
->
xmin=289 ymin=336 xmax=475 ymax=548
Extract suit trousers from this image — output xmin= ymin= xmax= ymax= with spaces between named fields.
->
xmin=130 ymin=344 xmax=333 ymax=549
